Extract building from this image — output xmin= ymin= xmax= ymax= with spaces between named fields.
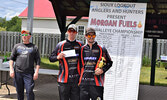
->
xmin=19 ymin=0 xmax=88 ymax=34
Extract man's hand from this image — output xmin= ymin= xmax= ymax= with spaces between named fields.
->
xmin=34 ymin=65 xmax=40 ymax=80
xmin=57 ymin=53 xmax=65 ymax=59
xmin=94 ymin=68 xmax=104 ymax=75
xmin=10 ymin=69 xmax=15 ymax=78
xmin=33 ymin=72 xmax=38 ymax=80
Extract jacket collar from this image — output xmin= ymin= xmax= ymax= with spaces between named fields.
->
xmin=66 ymin=39 xmax=76 ymax=43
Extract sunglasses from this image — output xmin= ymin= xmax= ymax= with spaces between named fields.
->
xmin=21 ymin=34 xmax=30 ymax=36
xmin=68 ymin=29 xmax=77 ymax=33
xmin=87 ymin=34 xmax=96 ymax=38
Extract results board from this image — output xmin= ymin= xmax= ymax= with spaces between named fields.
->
xmin=88 ymin=1 xmax=147 ymax=100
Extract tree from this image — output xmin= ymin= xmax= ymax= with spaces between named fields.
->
xmin=0 ymin=17 xmax=7 ymax=28
xmin=6 ymin=16 xmax=21 ymax=32
xmin=0 ymin=27 xmax=6 ymax=31
xmin=0 ymin=16 xmax=21 ymax=32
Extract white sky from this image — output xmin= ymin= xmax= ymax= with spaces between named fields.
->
xmin=0 ymin=0 xmax=28 ymax=20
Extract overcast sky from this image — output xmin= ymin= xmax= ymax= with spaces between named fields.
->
xmin=0 ymin=0 xmax=28 ymax=20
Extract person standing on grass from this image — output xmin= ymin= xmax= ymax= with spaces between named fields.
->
xmin=9 ymin=30 xmax=40 ymax=100
xmin=49 ymin=24 xmax=84 ymax=100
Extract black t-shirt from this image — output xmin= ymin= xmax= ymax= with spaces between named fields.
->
xmin=10 ymin=43 xmax=40 ymax=73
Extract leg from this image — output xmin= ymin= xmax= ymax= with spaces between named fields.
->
xmin=80 ymin=85 xmax=90 ymax=100
xmin=23 ymin=73 xmax=34 ymax=100
xmin=58 ymin=82 xmax=70 ymax=100
xmin=14 ymin=72 xmax=24 ymax=100
xmin=70 ymin=84 xmax=80 ymax=100
xmin=89 ymin=86 xmax=104 ymax=100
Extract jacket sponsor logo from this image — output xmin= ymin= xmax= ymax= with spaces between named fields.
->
xmin=69 ymin=74 xmax=79 ymax=78
xmin=84 ymin=70 xmax=94 ymax=73
xmin=92 ymin=49 xmax=99 ymax=53
xmin=84 ymin=57 xmax=97 ymax=60
xmin=63 ymin=47 xmax=71 ymax=50
xmin=84 ymin=50 xmax=90 ymax=53
xmin=82 ymin=77 xmax=94 ymax=81
xmin=85 ymin=61 xmax=96 ymax=66
xmin=74 ymin=46 xmax=80 ymax=50
xmin=68 ymin=58 xmax=78 ymax=63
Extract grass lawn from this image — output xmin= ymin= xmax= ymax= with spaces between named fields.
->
xmin=41 ymin=58 xmax=167 ymax=86
xmin=40 ymin=57 xmax=59 ymax=70
xmin=3 ymin=54 xmax=167 ymax=86
xmin=140 ymin=66 xmax=167 ymax=86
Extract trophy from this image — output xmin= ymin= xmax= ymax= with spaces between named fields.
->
xmin=98 ymin=57 xmax=106 ymax=68
xmin=94 ymin=57 xmax=106 ymax=75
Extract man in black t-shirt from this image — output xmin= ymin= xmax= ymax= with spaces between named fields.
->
xmin=9 ymin=30 xmax=40 ymax=100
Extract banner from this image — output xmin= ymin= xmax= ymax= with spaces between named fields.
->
xmin=88 ymin=1 xmax=147 ymax=100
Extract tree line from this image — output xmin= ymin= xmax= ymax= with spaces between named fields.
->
xmin=0 ymin=16 xmax=21 ymax=32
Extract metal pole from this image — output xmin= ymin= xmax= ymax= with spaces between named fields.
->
xmin=150 ymin=38 xmax=157 ymax=86
xmin=27 ymin=0 xmax=34 ymax=42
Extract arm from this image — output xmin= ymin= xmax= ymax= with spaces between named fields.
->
xmin=9 ymin=60 xmax=14 ymax=78
xmin=9 ymin=45 xmax=17 ymax=78
xmin=34 ymin=46 xmax=40 ymax=80
xmin=102 ymin=47 xmax=113 ymax=73
xmin=95 ymin=47 xmax=113 ymax=75
xmin=34 ymin=65 xmax=40 ymax=80
xmin=49 ymin=43 xmax=65 ymax=62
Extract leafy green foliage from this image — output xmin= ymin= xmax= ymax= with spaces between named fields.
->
xmin=0 ymin=17 xmax=7 ymax=28
xmin=142 ymin=56 xmax=151 ymax=67
xmin=157 ymin=62 xmax=167 ymax=68
xmin=0 ymin=27 xmax=6 ymax=31
xmin=0 ymin=16 xmax=21 ymax=32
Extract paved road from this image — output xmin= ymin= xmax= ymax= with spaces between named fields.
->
xmin=0 ymin=74 xmax=59 ymax=100
xmin=0 ymin=83 xmax=59 ymax=100
xmin=1 ymin=74 xmax=167 ymax=100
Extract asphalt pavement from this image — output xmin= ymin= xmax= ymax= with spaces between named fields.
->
xmin=1 ymin=74 xmax=167 ymax=100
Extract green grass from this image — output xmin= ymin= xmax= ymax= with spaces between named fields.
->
xmin=140 ymin=66 xmax=167 ymax=86
xmin=2 ymin=53 xmax=167 ymax=86
xmin=41 ymin=58 xmax=167 ymax=86
xmin=40 ymin=57 xmax=59 ymax=70
xmin=140 ymin=66 xmax=151 ymax=85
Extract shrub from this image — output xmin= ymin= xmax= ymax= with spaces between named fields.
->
xmin=142 ymin=56 xmax=151 ymax=67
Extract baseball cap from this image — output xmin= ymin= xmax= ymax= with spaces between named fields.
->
xmin=68 ymin=24 xmax=77 ymax=31
xmin=86 ymin=27 xmax=96 ymax=35
xmin=21 ymin=30 xmax=31 ymax=35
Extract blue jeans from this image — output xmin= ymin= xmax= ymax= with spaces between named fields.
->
xmin=14 ymin=72 xmax=34 ymax=100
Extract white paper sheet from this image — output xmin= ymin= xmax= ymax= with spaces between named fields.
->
xmin=61 ymin=49 xmax=77 ymax=57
